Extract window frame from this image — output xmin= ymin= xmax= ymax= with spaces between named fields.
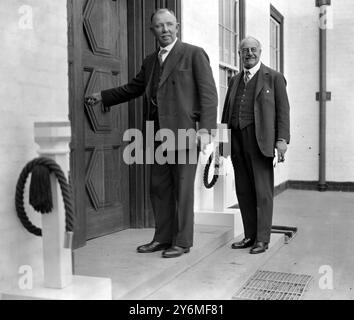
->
xmin=270 ymin=4 xmax=284 ymax=74
xmin=219 ymin=0 xmax=240 ymax=69
xmin=218 ymin=0 xmax=245 ymax=115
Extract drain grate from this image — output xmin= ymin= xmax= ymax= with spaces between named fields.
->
xmin=233 ymin=270 xmax=313 ymax=300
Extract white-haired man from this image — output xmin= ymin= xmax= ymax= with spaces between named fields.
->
xmin=221 ymin=36 xmax=290 ymax=254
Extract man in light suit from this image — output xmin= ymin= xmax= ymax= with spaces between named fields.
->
xmin=221 ymin=36 xmax=290 ymax=254
xmin=86 ymin=9 xmax=218 ymax=258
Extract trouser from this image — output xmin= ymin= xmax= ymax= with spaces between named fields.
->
xmin=149 ymin=109 xmax=198 ymax=248
xmin=150 ymin=148 xmax=198 ymax=248
xmin=231 ymin=124 xmax=274 ymax=243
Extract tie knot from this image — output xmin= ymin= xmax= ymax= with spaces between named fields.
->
xmin=244 ymin=70 xmax=251 ymax=84
xmin=158 ymin=49 xmax=168 ymax=65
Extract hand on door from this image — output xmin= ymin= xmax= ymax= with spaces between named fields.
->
xmin=85 ymin=92 xmax=102 ymax=106
xmin=85 ymin=92 xmax=110 ymax=113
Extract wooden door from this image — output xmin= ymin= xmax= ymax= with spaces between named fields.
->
xmin=68 ymin=0 xmax=129 ymax=247
xmin=127 ymin=0 xmax=182 ymax=228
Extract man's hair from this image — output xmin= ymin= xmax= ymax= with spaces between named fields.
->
xmin=239 ymin=36 xmax=262 ymax=50
xmin=150 ymin=8 xmax=177 ymax=23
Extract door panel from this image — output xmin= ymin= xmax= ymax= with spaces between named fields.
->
xmin=82 ymin=0 xmax=129 ymax=239
xmin=69 ymin=0 xmax=129 ymax=245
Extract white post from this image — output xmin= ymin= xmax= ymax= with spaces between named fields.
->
xmin=34 ymin=121 xmax=72 ymax=289
xmin=213 ymin=123 xmax=233 ymax=211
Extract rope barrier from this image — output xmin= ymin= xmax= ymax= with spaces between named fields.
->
xmin=203 ymin=144 xmax=221 ymax=189
xmin=15 ymin=157 xmax=75 ymax=237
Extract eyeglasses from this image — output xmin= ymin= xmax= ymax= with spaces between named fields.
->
xmin=240 ymin=47 xmax=258 ymax=54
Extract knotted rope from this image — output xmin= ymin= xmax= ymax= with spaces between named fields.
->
xmin=15 ymin=157 xmax=75 ymax=237
xmin=203 ymin=144 xmax=222 ymax=189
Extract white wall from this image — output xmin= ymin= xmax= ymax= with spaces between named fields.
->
xmin=0 ymin=0 xmax=68 ymax=294
xmin=181 ymin=0 xmax=220 ymax=92
xmin=279 ymin=0 xmax=320 ymax=182
xmin=277 ymin=0 xmax=354 ymax=183
xmin=245 ymin=0 xmax=354 ymax=184
xmin=326 ymin=0 xmax=354 ymax=181
xmin=181 ymin=0 xmax=221 ymax=211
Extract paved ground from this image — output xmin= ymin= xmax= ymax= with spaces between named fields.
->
xmin=143 ymin=189 xmax=354 ymax=300
xmin=263 ymin=189 xmax=354 ymax=300
xmin=145 ymin=233 xmax=284 ymax=300
xmin=74 ymin=189 xmax=354 ymax=300
xmin=74 ymin=224 xmax=234 ymax=299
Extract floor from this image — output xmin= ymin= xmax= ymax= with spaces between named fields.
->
xmin=263 ymin=189 xmax=354 ymax=300
xmin=74 ymin=224 xmax=235 ymax=299
xmin=144 ymin=233 xmax=284 ymax=300
xmin=74 ymin=189 xmax=354 ymax=300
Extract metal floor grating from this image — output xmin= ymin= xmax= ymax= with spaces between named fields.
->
xmin=233 ymin=270 xmax=313 ymax=300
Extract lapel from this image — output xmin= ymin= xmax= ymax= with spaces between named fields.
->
xmin=254 ymin=63 xmax=269 ymax=100
xmin=145 ymin=52 xmax=158 ymax=102
xmin=227 ymin=72 xmax=243 ymax=123
xmin=158 ymin=40 xmax=186 ymax=88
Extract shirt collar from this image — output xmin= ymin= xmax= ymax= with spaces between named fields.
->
xmin=159 ymin=37 xmax=178 ymax=54
xmin=244 ymin=60 xmax=261 ymax=76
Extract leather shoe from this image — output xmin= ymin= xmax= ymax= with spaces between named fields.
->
xmin=162 ymin=246 xmax=190 ymax=258
xmin=231 ymin=238 xmax=255 ymax=249
xmin=137 ymin=241 xmax=171 ymax=253
xmin=250 ymin=241 xmax=269 ymax=254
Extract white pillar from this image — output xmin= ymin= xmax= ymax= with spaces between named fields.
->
xmin=212 ymin=123 xmax=236 ymax=211
xmin=34 ymin=121 xmax=72 ymax=289
xmin=3 ymin=120 xmax=112 ymax=298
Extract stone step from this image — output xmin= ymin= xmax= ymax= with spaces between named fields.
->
xmin=73 ymin=224 xmax=234 ymax=300
xmin=145 ymin=233 xmax=285 ymax=300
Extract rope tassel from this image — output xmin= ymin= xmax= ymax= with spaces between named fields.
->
xmin=29 ymin=164 xmax=53 ymax=214
xmin=15 ymin=157 xmax=75 ymax=238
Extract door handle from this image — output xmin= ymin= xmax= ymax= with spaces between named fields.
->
xmin=84 ymin=98 xmax=110 ymax=113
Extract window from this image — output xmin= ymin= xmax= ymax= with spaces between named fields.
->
xmin=219 ymin=67 xmax=236 ymax=113
xmin=219 ymin=0 xmax=239 ymax=68
xmin=219 ymin=0 xmax=244 ymax=113
xmin=270 ymin=5 xmax=284 ymax=73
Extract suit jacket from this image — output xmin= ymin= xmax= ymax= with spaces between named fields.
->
xmin=221 ymin=63 xmax=290 ymax=157
xmin=101 ymin=40 xmax=218 ymax=150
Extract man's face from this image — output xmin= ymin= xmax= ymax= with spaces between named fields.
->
xmin=239 ymin=39 xmax=262 ymax=69
xmin=150 ymin=12 xmax=179 ymax=47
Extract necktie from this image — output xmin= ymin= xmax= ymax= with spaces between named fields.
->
xmin=158 ymin=49 xmax=168 ymax=66
xmin=244 ymin=70 xmax=251 ymax=85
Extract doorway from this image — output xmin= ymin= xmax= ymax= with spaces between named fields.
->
xmin=68 ymin=0 xmax=182 ymax=248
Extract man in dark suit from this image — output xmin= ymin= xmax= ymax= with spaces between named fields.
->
xmin=86 ymin=9 xmax=218 ymax=258
xmin=221 ymin=36 xmax=290 ymax=254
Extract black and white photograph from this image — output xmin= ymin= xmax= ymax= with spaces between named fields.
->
xmin=0 ymin=0 xmax=353 ymax=308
